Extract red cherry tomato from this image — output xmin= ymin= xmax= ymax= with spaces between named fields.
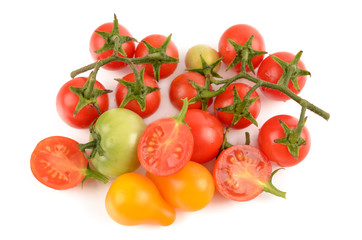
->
xmin=258 ymin=115 xmax=311 ymax=167
xmin=184 ymin=109 xmax=224 ymax=163
xmin=214 ymin=83 xmax=261 ymax=129
xmin=169 ymin=72 xmax=213 ymax=110
xmin=115 ymin=73 xmax=160 ymax=118
xmin=89 ymin=22 xmax=135 ymax=70
xmin=135 ymin=34 xmax=179 ymax=79
xmin=138 ymin=117 xmax=193 ymax=176
xmin=218 ymin=24 xmax=265 ymax=72
xmin=213 ymin=145 xmax=272 ymax=201
xmin=257 ymin=52 xmax=307 ymax=101
xmin=56 ymin=77 xmax=109 ymax=129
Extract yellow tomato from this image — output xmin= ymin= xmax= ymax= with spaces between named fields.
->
xmin=146 ymin=161 xmax=214 ymax=212
xmin=185 ymin=44 xmax=221 ymax=72
xmin=105 ymin=172 xmax=176 ymax=226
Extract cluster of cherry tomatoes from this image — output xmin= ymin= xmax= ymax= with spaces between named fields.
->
xmin=30 ymin=15 xmax=328 ymax=226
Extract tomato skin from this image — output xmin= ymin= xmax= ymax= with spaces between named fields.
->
xmin=218 ymin=24 xmax=265 ymax=72
xmin=30 ymin=136 xmax=88 ymax=190
xmin=135 ymin=34 xmax=179 ymax=79
xmin=138 ymin=117 xmax=194 ymax=176
xmin=90 ymin=108 xmax=146 ymax=178
xmin=56 ymin=77 xmax=109 ymax=129
xmin=146 ymin=161 xmax=214 ymax=212
xmin=115 ymin=73 xmax=160 ymax=118
xmin=184 ymin=109 xmax=224 ymax=163
xmin=214 ymin=83 xmax=261 ymax=129
xmin=258 ymin=115 xmax=311 ymax=167
xmin=105 ymin=172 xmax=176 ymax=226
xmin=89 ymin=22 xmax=135 ymax=70
xmin=257 ymin=52 xmax=307 ymax=101
xmin=213 ymin=145 xmax=272 ymax=201
xmin=169 ymin=72 xmax=213 ymax=110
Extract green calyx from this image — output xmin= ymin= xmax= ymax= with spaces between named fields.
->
xmin=260 ymin=168 xmax=287 ymax=199
xmin=227 ymin=35 xmax=267 ymax=73
xmin=115 ymin=67 xmax=160 ymax=111
xmin=131 ymin=34 xmax=179 ymax=81
xmin=69 ymin=73 xmax=112 ymax=116
xmin=94 ymin=14 xmax=137 ymax=57
xmin=78 ymin=123 xmax=104 ymax=159
xmin=187 ymin=55 xmax=223 ymax=79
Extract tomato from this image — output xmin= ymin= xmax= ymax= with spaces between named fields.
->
xmin=169 ymin=72 xmax=213 ymax=110
xmin=214 ymin=83 xmax=261 ymax=129
xmin=135 ymin=34 xmax=179 ymax=79
xmin=185 ymin=44 xmax=220 ymax=72
xmin=87 ymin=108 xmax=146 ymax=178
xmin=30 ymin=136 xmax=108 ymax=190
xmin=184 ymin=109 xmax=224 ymax=163
xmin=115 ymin=72 xmax=160 ymax=118
xmin=138 ymin=100 xmax=194 ymax=176
xmin=257 ymin=52 xmax=307 ymax=101
xmin=105 ymin=172 xmax=176 ymax=226
xmin=258 ymin=115 xmax=311 ymax=167
xmin=218 ymin=24 xmax=265 ymax=72
xmin=213 ymin=145 xmax=285 ymax=201
xmin=56 ymin=77 xmax=109 ymax=129
xmin=146 ymin=161 xmax=214 ymax=212
xmin=89 ymin=22 xmax=135 ymax=70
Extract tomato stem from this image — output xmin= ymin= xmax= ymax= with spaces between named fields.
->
xmin=173 ymin=98 xmax=189 ymax=125
xmin=82 ymin=164 xmax=109 ymax=186
xmin=260 ymin=168 xmax=286 ymax=199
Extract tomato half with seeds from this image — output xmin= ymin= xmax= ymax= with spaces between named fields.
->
xmin=213 ymin=145 xmax=284 ymax=201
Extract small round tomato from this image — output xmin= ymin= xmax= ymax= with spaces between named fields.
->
xmin=135 ymin=34 xmax=179 ymax=79
xmin=258 ymin=115 xmax=311 ymax=167
xmin=56 ymin=77 xmax=109 ymax=129
xmin=105 ymin=172 xmax=176 ymax=226
xmin=115 ymin=72 xmax=160 ymax=118
xmin=169 ymin=72 xmax=213 ymax=110
xmin=219 ymin=24 xmax=265 ymax=72
xmin=89 ymin=22 xmax=135 ymax=70
xmin=30 ymin=136 xmax=108 ymax=190
xmin=89 ymin=108 xmax=146 ymax=178
xmin=257 ymin=52 xmax=307 ymax=101
xmin=146 ymin=161 xmax=214 ymax=212
xmin=214 ymin=83 xmax=261 ymax=129
xmin=185 ymin=109 xmax=224 ymax=163
xmin=185 ymin=44 xmax=220 ymax=72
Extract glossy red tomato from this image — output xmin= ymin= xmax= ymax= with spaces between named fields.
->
xmin=169 ymin=72 xmax=213 ymax=110
xmin=56 ymin=77 xmax=109 ymax=128
xmin=214 ymin=83 xmax=261 ymax=129
xmin=184 ymin=109 xmax=224 ymax=163
xmin=89 ymin=22 xmax=135 ymax=70
xmin=258 ymin=115 xmax=311 ymax=167
xmin=218 ymin=24 xmax=265 ymax=72
xmin=213 ymin=145 xmax=272 ymax=201
xmin=257 ymin=52 xmax=307 ymax=101
xmin=135 ymin=34 xmax=179 ymax=79
xmin=115 ymin=72 xmax=160 ymax=118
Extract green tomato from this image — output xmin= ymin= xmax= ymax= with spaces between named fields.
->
xmin=185 ymin=44 xmax=220 ymax=72
xmin=90 ymin=108 xmax=146 ymax=178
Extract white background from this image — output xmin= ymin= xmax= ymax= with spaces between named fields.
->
xmin=1 ymin=0 xmax=361 ymax=239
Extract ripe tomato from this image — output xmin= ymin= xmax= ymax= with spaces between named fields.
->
xmin=89 ymin=22 xmax=135 ymax=70
xmin=218 ymin=24 xmax=265 ymax=72
xmin=146 ymin=161 xmax=214 ymax=212
xmin=105 ymin=172 xmax=176 ymax=226
xmin=185 ymin=44 xmax=220 ymax=72
xmin=88 ymin=108 xmax=146 ymax=178
xmin=258 ymin=115 xmax=311 ymax=167
xmin=184 ymin=109 xmax=224 ymax=163
xmin=213 ymin=145 xmax=282 ymax=201
xmin=135 ymin=34 xmax=179 ymax=79
xmin=56 ymin=77 xmax=109 ymax=129
xmin=214 ymin=83 xmax=261 ymax=129
xmin=30 ymin=136 xmax=107 ymax=190
xmin=115 ymin=72 xmax=160 ymax=118
xmin=169 ymin=72 xmax=213 ymax=110
xmin=257 ymin=52 xmax=307 ymax=101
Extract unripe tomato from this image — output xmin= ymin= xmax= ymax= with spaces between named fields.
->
xmin=146 ymin=161 xmax=214 ymax=212
xmin=105 ymin=173 xmax=176 ymax=226
xmin=185 ymin=44 xmax=220 ymax=72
